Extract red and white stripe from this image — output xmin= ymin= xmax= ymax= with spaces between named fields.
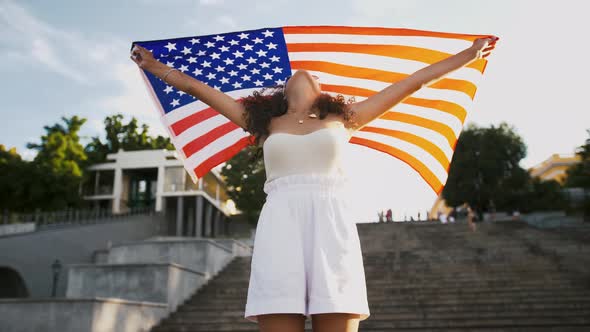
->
xmin=282 ymin=26 xmax=493 ymax=194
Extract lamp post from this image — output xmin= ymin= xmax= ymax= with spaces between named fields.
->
xmin=51 ymin=259 xmax=62 ymax=297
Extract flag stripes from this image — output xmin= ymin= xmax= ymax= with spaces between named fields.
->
xmin=134 ymin=25 xmax=495 ymax=193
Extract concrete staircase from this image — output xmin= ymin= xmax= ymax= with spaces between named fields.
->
xmin=150 ymin=220 xmax=590 ymax=331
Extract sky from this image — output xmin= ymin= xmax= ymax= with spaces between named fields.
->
xmin=1 ymin=0 xmax=588 ymax=222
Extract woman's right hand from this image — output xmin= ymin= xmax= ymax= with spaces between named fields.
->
xmin=130 ymin=44 xmax=158 ymax=70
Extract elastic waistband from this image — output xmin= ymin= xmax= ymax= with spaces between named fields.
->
xmin=263 ymin=173 xmax=351 ymax=195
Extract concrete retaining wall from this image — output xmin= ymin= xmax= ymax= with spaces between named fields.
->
xmin=0 ymin=298 xmax=168 ymax=332
xmin=0 ymin=214 xmax=167 ymax=298
xmin=107 ymin=237 xmax=235 ymax=278
xmin=66 ymin=263 xmax=206 ymax=312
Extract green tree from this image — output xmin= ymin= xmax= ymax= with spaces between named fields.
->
xmin=564 ymin=130 xmax=590 ymax=218
xmin=84 ymin=114 xmax=174 ymax=165
xmin=0 ymin=145 xmax=28 ymax=211
xmin=443 ymin=122 xmax=528 ymax=215
xmin=27 ymin=116 xmax=87 ymax=177
xmin=220 ymin=145 xmax=266 ymax=225
xmin=565 ymin=129 xmax=590 ymax=189
xmin=0 ymin=116 xmax=89 ymax=212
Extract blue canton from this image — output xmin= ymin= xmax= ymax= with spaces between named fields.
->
xmin=133 ymin=27 xmax=291 ymax=114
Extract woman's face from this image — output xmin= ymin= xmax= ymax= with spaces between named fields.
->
xmin=283 ymin=69 xmax=321 ymax=103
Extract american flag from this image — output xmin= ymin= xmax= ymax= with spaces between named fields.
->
xmin=132 ymin=26 xmax=495 ymax=195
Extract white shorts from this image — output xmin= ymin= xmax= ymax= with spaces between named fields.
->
xmin=244 ymin=173 xmax=370 ymax=323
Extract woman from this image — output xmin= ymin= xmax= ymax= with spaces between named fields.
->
xmin=130 ymin=35 xmax=497 ymax=332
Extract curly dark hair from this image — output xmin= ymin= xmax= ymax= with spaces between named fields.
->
xmin=240 ymin=85 xmax=358 ymax=148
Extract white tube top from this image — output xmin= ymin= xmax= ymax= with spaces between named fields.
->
xmin=262 ymin=124 xmax=352 ymax=185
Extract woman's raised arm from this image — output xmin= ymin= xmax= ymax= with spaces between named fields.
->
xmin=346 ymin=36 xmax=499 ymax=132
xmin=130 ymin=44 xmax=249 ymax=131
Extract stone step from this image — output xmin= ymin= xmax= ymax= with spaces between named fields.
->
xmin=192 ymin=286 xmax=589 ymax=299
xmin=211 ymin=274 xmax=579 ymax=285
xmin=151 ymin=315 xmax=590 ymax=332
xmin=170 ymin=301 xmax=590 ymax=318
xmin=163 ymin=307 xmax=590 ymax=325
xmin=149 ymin=221 xmax=590 ymax=332
xmin=180 ymin=294 xmax=590 ymax=310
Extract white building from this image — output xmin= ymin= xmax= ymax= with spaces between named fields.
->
xmin=82 ymin=149 xmax=238 ymax=237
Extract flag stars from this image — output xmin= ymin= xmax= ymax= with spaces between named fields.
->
xmin=237 ymin=63 xmax=248 ymax=70
xmin=179 ymin=64 xmax=189 ymax=72
xmin=213 ymin=35 xmax=224 ymax=41
xmin=242 ymin=44 xmax=254 ymax=51
xmin=260 ymin=62 xmax=270 ymax=68
xmin=187 ymin=57 xmax=197 ymax=63
xmin=170 ymin=99 xmax=180 ymax=107
xmin=189 ymin=38 xmax=200 ymax=45
xmin=205 ymin=41 xmax=215 ymax=48
xmin=219 ymin=45 xmax=230 ymax=52
xmin=254 ymin=79 xmax=264 ymax=86
xmin=266 ymin=42 xmax=277 ymax=50
xmin=214 ymin=85 xmax=221 ymax=90
xmin=206 ymin=72 xmax=217 ymax=80
xmin=197 ymin=50 xmax=206 ymax=56
xmin=232 ymin=81 xmax=243 ymax=88
xmin=269 ymin=55 xmax=280 ymax=62
xmin=262 ymin=30 xmax=274 ymax=38
xmin=250 ymin=68 xmax=261 ymax=75
xmin=228 ymin=39 xmax=239 ymax=46
xmin=164 ymin=42 xmax=176 ymax=52
xmin=202 ymin=60 xmax=211 ymax=67
xmin=252 ymin=37 xmax=263 ymax=44
xmin=164 ymin=85 xmax=174 ymax=94
xmin=263 ymin=73 xmax=273 ymax=80
xmin=193 ymin=68 xmax=203 ymax=76
xmin=228 ymin=70 xmax=238 ymax=77
xmin=275 ymin=78 xmax=286 ymax=85
xmin=246 ymin=56 xmax=257 ymax=64
xmin=238 ymin=32 xmax=249 ymax=39
xmin=215 ymin=65 xmax=225 ymax=72
xmin=210 ymin=52 xmax=221 ymax=59
xmin=223 ymin=58 xmax=234 ymax=65
xmin=272 ymin=66 xmax=283 ymax=74
xmin=256 ymin=49 xmax=267 ymax=57
xmin=233 ymin=50 xmax=244 ymax=58
xmin=220 ymin=77 xmax=230 ymax=84
xmin=241 ymin=74 xmax=251 ymax=81
xmin=166 ymin=61 xmax=175 ymax=67
xmin=177 ymin=90 xmax=186 ymax=96
xmin=181 ymin=46 xmax=192 ymax=55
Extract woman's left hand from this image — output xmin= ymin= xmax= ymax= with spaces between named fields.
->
xmin=472 ymin=36 xmax=499 ymax=58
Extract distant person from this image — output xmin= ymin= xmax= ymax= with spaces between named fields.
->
xmin=378 ymin=210 xmax=385 ymax=223
xmin=448 ymin=207 xmax=456 ymax=223
xmin=386 ymin=209 xmax=393 ymax=222
xmin=462 ymin=203 xmax=477 ymax=232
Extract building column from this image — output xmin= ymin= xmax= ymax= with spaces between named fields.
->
xmin=94 ymin=170 xmax=100 ymax=196
xmin=155 ymin=166 xmax=165 ymax=212
xmin=112 ymin=167 xmax=122 ymax=214
xmin=176 ymin=196 xmax=184 ymax=236
xmin=204 ymin=201 xmax=213 ymax=237
xmin=213 ymin=209 xmax=221 ymax=237
xmin=195 ymin=196 xmax=203 ymax=238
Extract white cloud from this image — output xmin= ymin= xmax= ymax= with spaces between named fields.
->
xmin=199 ymin=0 xmax=224 ymax=5
xmin=216 ymin=15 xmax=237 ymax=29
xmin=0 ymin=1 xmax=91 ymax=83
xmin=94 ymin=61 xmax=167 ymax=138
